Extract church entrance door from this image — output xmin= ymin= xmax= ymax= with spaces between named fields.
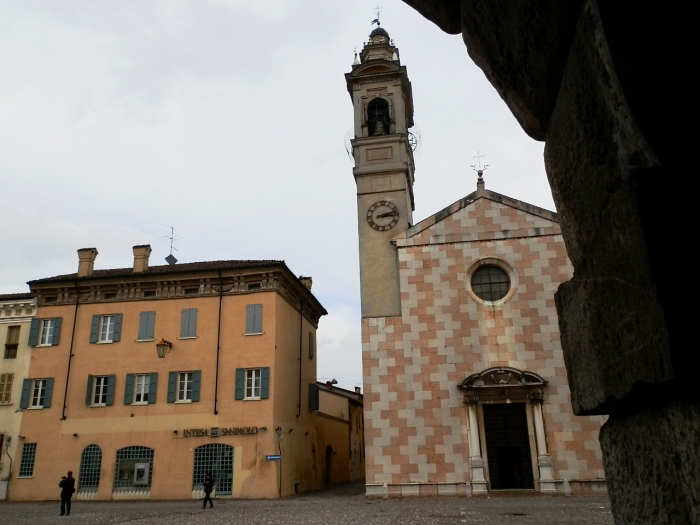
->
xmin=483 ymin=404 xmax=534 ymax=490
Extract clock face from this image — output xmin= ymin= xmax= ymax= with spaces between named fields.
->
xmin=367 ymin=200 xmax=399 ymax=231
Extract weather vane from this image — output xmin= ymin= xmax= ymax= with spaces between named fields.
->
xmin=471 ymin=151 xmax=489 ymax=182
xmin=159 ymin=224 xmax=181 ymax=265
xmin=371 ymin=5 xmax=382 ymax=26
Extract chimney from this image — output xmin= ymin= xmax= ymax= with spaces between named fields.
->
xmin=133 ymin=245 xmax=152 ymax=273
xmin=77 ymin=248 xmax=98 ymax=277
xmin=354 ymin=386 xmax=361 ymax=394
xmin=299 ymin=276 xmax=313 ymax=290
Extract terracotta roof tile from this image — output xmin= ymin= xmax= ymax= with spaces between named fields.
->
xmin=28 ymin=260 xmax=284 ymax=284
xmin=0 ymin=292 xmax=33 ymax=301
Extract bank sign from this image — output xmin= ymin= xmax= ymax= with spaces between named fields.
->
xmin=183 ymin=426 xmax=260 ymax=438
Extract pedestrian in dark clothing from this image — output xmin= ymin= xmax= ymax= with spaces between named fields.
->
xmin=59 ymin=470 xmax=76 ymax=516
xmin=202 ymin=473 xmax=214 ymax=509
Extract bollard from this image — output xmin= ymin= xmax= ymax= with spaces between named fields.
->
xmin=383 ymin=482 xmax=388 ymax=499
xmin=563 ymin=479 xmax=571 ymax=497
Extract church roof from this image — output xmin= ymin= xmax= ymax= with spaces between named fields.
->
xmin=370 ymin=26 xmax=390 ymax=39
xmin=393 ymin=187 xmax=560 ymax=247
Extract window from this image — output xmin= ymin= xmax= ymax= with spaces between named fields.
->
xmin=124 ymin=373 xmax=158 ymax=405
xmin=247 ymin=282 xmax=261 ymax=290
xmin=235 ymin=367 xmax=270 ymax=400
xmin=367 ymin=97 xmax=390 ymax=136
xmin=113 ymin=446 xmax=154 ymax=492
xmin=308 ymin=332 xmax=315 ymax=359
xmin=20 ymin=378 xmax=54 ymax=409
xmin=85 ymin=375 xmax=115 ymax=407
xmin=138 ymin=311 xmax=156 ymax=341
xmin=18 ymin=443 xmax=37 ymax=477
xmin=0 ymin=373 xmax=13 ymax=404
xmin=471 ymin=265 xmax=511 ymax=302
xmin=78 ymin=445 xmax=102 ymax=492
xmin=167 ymin=371 xmax=201 ymax=403
xmin=143 ymin=290 xmax=156 ymax=298
xmin=180 ymin=308 xmax=197 ymax=338
xmin=89 ymin=314 xmax=122 ymax=344
xmin=184 ymin=287 xmax=198 ymax=295
xmin=103 ymin=292 xmax=117 ymax=300
xmin=245 ymin=304 xmax=263 ymax=335
xmin=29 ymin=318 xmax=62 ymax=347
xmin=193 ymin=444 xmax=234 ymax=495
xmin=4 ymin=325 xmax=20 ymax=358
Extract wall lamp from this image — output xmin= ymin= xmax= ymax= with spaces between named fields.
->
xmin=156 ymin=339 xmax=173 ymax=358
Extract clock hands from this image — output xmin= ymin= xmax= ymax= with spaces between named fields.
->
xmin=376 ymin=210 xmax=398 ymax=218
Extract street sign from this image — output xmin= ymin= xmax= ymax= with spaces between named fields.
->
xmin=265 ymin=454 xmax=281 ymax=461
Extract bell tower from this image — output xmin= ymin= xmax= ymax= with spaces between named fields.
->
xmin=345 ymin=26 xmax=416 ymax=318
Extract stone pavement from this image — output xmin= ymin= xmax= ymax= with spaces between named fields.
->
xmin=0 ymin=483 xmax=614 ymax=525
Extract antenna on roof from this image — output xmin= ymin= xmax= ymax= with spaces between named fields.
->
xmin=159 ymin=224 xmax=181 ymax=265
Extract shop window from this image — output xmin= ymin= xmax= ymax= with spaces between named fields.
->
xmin=18 ymin=443 xmax=37 ymax=477
xmin=113 ymin=446 xmax=154 ymax=492
xmin=192 ymin=444 xmax=234 ymax=496
xmin=78 ymin=445 xmax=102 ymax=492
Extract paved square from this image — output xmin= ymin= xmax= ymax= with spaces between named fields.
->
xmin=1 ymin=483 xmax=614 ymax=524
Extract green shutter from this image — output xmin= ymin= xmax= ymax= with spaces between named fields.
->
xmin=260 ymin=367 xmax=270 ymax=400
xmin=89 ymin=315 xmax=100 ymax=343
xmin=167 ymin=372 xmax=177 ymax=403
xmin=51 ymin=317 xmax=62 ymax=345
xmin=139 ymin=312 xmax=155 ymax=341
xmin=106 ymin=375 xmax=116 ymax=406
xmin=20 ymin=379 xmax=31 ymax=409
xmin=85 ymin=375 xmax=94 ymax=406
xmin=245 ymin=305 xmax=255 ymax=334
xmin=309 ymin=383 xmax=319 ymax=411
xmin=192 ymin=371 xmax=201 ymax=402
xmin=124 ymin=374 xmax=134 ymax=405
xmin=43 ymin=378 xmax=54 ymax=408
xmin=189 ymin=309 xmax=197 ymax=337
xmin=149 ymin=373 xmax=158 ymax=404
xmin=235 ymin=369 xmax=245 ymax=400
xmin=28 ymin=318 xmax=39 ymax=347
xmin=112 ymin=314 xmax=123 ymax=343
xmin=254 ymin=305 xmax=262 ymax=333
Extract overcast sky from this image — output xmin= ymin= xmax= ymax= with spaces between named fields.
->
xmin=0 ymin=1 xmax=554 ymax=390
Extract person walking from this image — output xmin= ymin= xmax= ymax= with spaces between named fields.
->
xmin=202 ymin=473 xmax=214 ymax=509
xmin=59 ymin=470 xmax=76 ymax=516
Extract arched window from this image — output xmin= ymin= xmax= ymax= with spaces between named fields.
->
xmin=113 ymin=446 xmax=154 ymax=492
xmin=193 ymin=444 xmax=234 ymax=496
xmin=78 ymin=444 xmax=102 ymax=492
xmin=367 ymin=98 xmax=390 ymax=136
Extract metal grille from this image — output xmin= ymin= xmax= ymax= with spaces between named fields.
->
xmin=18 ymin=443 xmax=37 ymax=477
xmin=192 ymin=444 xmax=234 ymax=496
xmin=113 ymin=446 xmax=154 ymax=490
xmin=78 ymin=445 xmax=102 ymax=490
xmin=471 ymin=265 xmax=511 ymax=301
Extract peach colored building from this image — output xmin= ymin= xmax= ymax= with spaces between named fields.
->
xmin=9 ymin=246 xmax=327 ymax=500
xmin=347 ymin=26 xmax=606 ymax=496
xmin=313 ymin=382 xmax=365 ymax=485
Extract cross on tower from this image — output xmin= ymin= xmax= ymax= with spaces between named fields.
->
xmin=471 ymin=151 xmax=489 ymax=183
xmin=372 ymin=5 xmax=383 ymax=26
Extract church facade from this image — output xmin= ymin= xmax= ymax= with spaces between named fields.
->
xmin=347 ymin=26 xmax=606 ymax=495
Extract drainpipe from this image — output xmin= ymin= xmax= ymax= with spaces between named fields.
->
xmin=297 ymin=295 xmax=308 ymax=418
xmin=61 ymin=281 xmax=80 ymax=420
xmin=213 ymin=271 xmax=224 ymax=415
